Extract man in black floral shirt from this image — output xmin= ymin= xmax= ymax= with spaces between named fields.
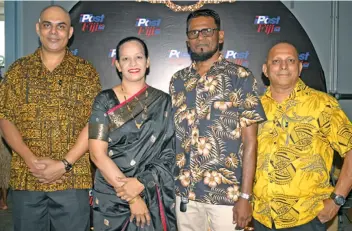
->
xmin=169 ymin=9 xmax=266 ymax=231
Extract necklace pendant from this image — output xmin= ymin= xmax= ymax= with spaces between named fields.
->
xmin=142 ymin=113 xmax=147 ymax=120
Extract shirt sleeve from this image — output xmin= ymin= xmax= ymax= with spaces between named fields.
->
xmin=0 ymin=63 xmax=20 ymax=122
xmin=237 ymin=71 xmax=267 ymax=128
xmin=83 ymin=64 xmax=102 ymax=120
xmin=323 ymin=98 xmax=352 ymax=157
xmin=88 ymin=92 xmax=109 ymax=142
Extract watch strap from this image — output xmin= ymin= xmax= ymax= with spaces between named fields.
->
xmin=61 ymin=159 xmax=73 ymax=172
xmin=330 ymin=192 xmax=346 ymax=206
xmin=239 ymin=192 xmax=252 ymax=201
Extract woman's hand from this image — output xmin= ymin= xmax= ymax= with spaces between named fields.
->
xmin=129 ymin=196 xmax=151 ymax=228
xmin=115 ymin=177 xmax=145 ymax=202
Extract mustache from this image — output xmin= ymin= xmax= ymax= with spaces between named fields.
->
xmin=196 ymin=44 xmax=209 ymax=48
xmin=277 ymin=72 xmax=291 ymax=75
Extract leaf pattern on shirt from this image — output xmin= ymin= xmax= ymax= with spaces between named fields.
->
xmin=171 ymin=56 xmax=265 ymax=205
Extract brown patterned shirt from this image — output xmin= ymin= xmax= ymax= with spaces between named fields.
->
xmin=0 ymin=48 xmax=101 ymax=191
xmin=170 ymin=55 xmax=266 ymax=205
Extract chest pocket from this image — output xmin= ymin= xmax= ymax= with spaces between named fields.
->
xmin=210 ymin=100 xmax=240 ymax=128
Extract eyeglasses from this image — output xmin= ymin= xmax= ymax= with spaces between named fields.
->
xmin=186 ymin=28 xmax=219 ymax=39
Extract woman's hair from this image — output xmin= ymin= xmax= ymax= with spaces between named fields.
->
xmin=115 ymin=36 xmax=149 ymax=80
xmin=116 ymin=36 xmax=149 ymax=61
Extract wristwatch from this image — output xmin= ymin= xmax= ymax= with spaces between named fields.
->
xmin=61 ymin=159 xmax=73 ymax=172
xmin=330 ymin=192 xmax=346 ymax=206
xmin=239 ymin=192 xmax=253 ymax=202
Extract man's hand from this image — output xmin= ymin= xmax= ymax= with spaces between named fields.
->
xmin=30 ymin=158 xmax=66 ymax=184
xmin=115 ymin=177 xmax=145 ymax=202
xmin=233 ymin=198 xmax=252 ymax=229
xmin=317 ymin=199 xmax=340 ymax=223
xmin=26 ymin=157 xmax=46 ymax=177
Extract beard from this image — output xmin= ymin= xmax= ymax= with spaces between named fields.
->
xmin=190 ymin=43 xmax=219 ymax=62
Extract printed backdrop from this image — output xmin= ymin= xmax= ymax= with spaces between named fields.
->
xmin=69 ymin=1 xmax=326 ymax=94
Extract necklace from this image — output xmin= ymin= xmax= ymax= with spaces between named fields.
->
xmin=121 ymin=85 xmax=148 ymax=129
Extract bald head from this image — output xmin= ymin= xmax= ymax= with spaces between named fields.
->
xmin=39 ymin=5 xmax=71 ymax=26
xmin=266 ymin=42 xmax=299 ymax=64
xmin=36 ymin=5 xmax=73 ymax=54
xmin=262 ymin=41 xmax=303 ymax=93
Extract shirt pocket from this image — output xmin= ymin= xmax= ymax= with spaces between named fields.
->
xmin=210 ymin=101 xmax=240 ymax=122
xmin=210 ymin=101 xmax=241 ymax=139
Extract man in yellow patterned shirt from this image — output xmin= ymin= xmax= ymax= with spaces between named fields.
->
xmin=253 ymin=42 xmax=352 ymax=231
xmin=0 ymin=5 xmax=101 ymax=231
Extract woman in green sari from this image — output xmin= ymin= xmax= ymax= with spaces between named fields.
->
xmin=88 ymin=37 xmax=176 ymax=231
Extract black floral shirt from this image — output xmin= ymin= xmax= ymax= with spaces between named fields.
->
xmin=170 ymin=55 xmax=266 ymax=205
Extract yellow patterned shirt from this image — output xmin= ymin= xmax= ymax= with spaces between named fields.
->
xmin=253 ymin=79 xmax=352 ymax=228
xmin=0 ymin=48 xmax=101 ymax=191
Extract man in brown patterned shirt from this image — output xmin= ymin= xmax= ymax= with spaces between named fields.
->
xmin=0 ymin=5 xmax=101 ymax=231
xmin=170 ymin=9 xmax=266 ymax=231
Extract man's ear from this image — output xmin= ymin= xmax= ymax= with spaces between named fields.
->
xmin=218 ymin=30 xmax=224 ymax=44
xmin=262 ymin=63 xmax=268 ymax=77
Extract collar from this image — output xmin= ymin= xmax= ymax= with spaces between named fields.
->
xmin=264 ymin=78 xmax=308 ymax=102
xmin=33 ymin=47 xmax=74 ymax=72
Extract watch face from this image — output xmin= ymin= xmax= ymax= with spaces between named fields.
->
xmin=335 ymin=196 xmax=346 ymax=205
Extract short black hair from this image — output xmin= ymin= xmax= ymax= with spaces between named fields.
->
xmin=115 ymin=36 xmax=149 ymax=80
xmin=186 ymin=9 xmax=221 ymax=32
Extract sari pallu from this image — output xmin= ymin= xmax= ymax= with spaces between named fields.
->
xmin=89 ymin=86 xmax=177 ymax=231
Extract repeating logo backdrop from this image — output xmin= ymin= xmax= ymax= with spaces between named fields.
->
xmin=69 ymin=1 xmax=326 ymax=94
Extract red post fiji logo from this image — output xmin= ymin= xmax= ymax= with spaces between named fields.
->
xmin=135 ymin=18 xmax=161 ymax=37
xmin=79 ymin=14 xmax=105 ymax=32
xmin=254 ymin=16 xmax=281 ymax=35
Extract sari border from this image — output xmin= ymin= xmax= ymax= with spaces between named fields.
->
xmin=107 ymin=85 xmax=149 ymax=114
xmin=156 ymin=184 xmax=168 ymax=231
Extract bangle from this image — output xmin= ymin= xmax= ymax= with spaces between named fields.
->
xmin=128 ymin=196 xmax=140 ymax=205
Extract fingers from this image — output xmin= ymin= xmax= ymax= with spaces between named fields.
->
xmin=140 ymin=213 xmax=146 ymax=228
xmin=34 ymin=163 xmax=46 ymax=170
xmin=35 ymin=157 xmax=52 ymax=164
xmin=31 ymin=172 xmax=42 ymax=178
xmin=234 ymin=214 xmax=250 ymax=229
xmin=145 ymin=211 xmax=151 ymax=226
xmin=29 ymin=168 xmax=44 ymax=175
xmin=232 ymin=208 xmax=238 ymax=224
xmin=135 ymin=214 xmax=142 ymax=227
xmin=133 ymin=212 xmax=149 ymax=227
xmin=117 ymin=191 xmax=124 ymax=198
xmin=116 ymin=177 xmax=128 ymax=183
xmin=130 ymin=214 xmax=135 ymax=223
xmin=318 ymin=215 xmax=328 ymax=224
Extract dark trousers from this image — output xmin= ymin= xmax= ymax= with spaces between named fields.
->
xmin=12 ymin=189 xmax=90 ymax=231
xmin=253 ymin=218 xmax=327 ymax=231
